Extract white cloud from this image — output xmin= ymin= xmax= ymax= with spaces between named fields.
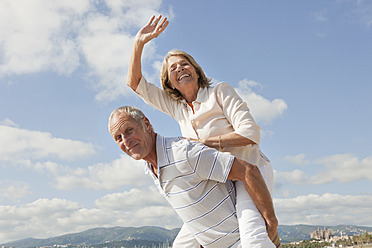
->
xmin=311 ymin=10 xmax=328 ymax=23
xmin=0 ymin=195 xmax=181 ymax=244
xmin=1 ymin=192 xmax=371 ymax=243
xmin=0 ymin=132 xmax=149 ymax=191
xmin=351 ymin=0 xmax=372 ymax=28
xmin=0 ymin=198 xmax=82 ymax=242
xmin=8 ymin=154 xmax=146 ymax=191
xmin=310 ymin=153 xmax=372 ymax=184
xmin=311 ymin=2 xmax=372 ymax=33
xmin=261 ymin=129 xmax=274 ymax=139
xmin=0 ymin=118 xmax=18 ymax=128
xmin=0 ymin=0 xmax=91 ymax=75
xmin=284 ymin=153 xmax=310 ymax=165
xmin=146 ymin=59 xmax=163 ymax=85
xmin=275 ymin=153 xmax=372 ymax=189
xmin=77 ymin=13 xmax=133 ymax=101
xmin=275 ymin=193 xmax=372 ymax=226
xmin=104 ymin=0 xmax=164 ymax=27
xmin=275 ymin=169 xmax=308 ymax=185
xmin=95 ymin=186 xmax=167 ymax=210
xmin=0 ymin=0 xmax=169 ymax=102
xmin=133 ymin=205 xmax=180 ymax=228
xmin=78 ymin=3 xmax=165 ymax=102
xmin=52 ymin=155 xmax=149 ymax=190
xmin=0 ymin=125 xmax=96 ymax=162
xmin=0 ymin=181 xmax=31 ymax=203
xmin=235 ymin=79 xmax=288 ymax=125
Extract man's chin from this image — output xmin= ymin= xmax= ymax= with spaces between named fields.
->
xmin=130 ymin=153 xmax=143 ymax=160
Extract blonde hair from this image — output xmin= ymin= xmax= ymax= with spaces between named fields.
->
xmin=160 ymin=50 xmax=211 ymax=101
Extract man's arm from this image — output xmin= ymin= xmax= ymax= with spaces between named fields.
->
xmin=228 ymin=157 xmax=279 ymax=246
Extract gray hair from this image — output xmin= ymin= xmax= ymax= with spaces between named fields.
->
xmin=108 ymin=106 xmax=153 ymax=132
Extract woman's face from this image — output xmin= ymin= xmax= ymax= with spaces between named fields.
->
xmin=167 ymin=55 xmax=199 ymax=95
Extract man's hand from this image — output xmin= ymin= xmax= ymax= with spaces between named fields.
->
xmin=135 ymin=15 xmax=168 ymax=45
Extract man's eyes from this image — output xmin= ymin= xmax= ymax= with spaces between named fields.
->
xmin=115 ymin=128 xmax=134 ymax=141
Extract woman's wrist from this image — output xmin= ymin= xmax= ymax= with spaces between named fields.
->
xmin=134 ymin=38 xmax=145 ymax=48
xmin=198 ymin=138 xmax=206 ymax=145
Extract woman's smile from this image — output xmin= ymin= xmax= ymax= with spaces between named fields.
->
xmin=178 ymin=73 xmax=190 ymax=81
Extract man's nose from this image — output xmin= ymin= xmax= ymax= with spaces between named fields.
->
xmin=118 ymin=133 xmax=127 ymax=144
xmin=122 ymin=134 xmax=129 ymax=144
xmin=123 ymin=134 xmax=133 ymax=146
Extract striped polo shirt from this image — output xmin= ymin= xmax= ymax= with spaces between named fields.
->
xmin=145 ymin=134 xmax=240 ymax=248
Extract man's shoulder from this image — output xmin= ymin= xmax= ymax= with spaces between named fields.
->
xmin=156 ymin=135 xmax=188 ymax=163
xmin=165 ymin=137 xmax=205 ymax=152
xmin=157 ymin=135 xmax=205 ymax=163
xmin=158 ymin=135 xmax=186 ymax=148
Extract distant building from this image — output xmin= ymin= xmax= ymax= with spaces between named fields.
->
xmin=310 ymin=227 xmax=334 ymax=242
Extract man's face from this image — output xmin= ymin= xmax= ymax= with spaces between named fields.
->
xmin=109 ymin=112 xmax=153 ymax=160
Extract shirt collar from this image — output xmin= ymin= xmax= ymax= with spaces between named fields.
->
xmin=195 ymin=86 xmax=209 ymax=103
xmin=144 ymin=133 xmax=164 ymax=175
xmin=180 ymin=86 xmax=209 ymax=105
xmin=144 ymin=162 xmax=151 ymax=174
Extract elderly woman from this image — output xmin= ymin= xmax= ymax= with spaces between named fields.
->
xmin=126 ymin=15 xmax=280 ymax=248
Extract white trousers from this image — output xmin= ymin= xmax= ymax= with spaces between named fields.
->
xmin=235 ymin=162 xmax=275 ymax=248
xmin=172 ymin=224 xmax=200 ymax=247
xmin=172 ymin=226 xmax=241 ymax=248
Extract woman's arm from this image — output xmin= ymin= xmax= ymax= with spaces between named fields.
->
xmin=128 ymin=16 xmax=180 ymax=121
xmin=189 ymin=132 xmax=255 ymax=150
xmin=127 ymin=15 xmax=168 ymax=91
xmin=187 ymin=82 xmax=260 ymax=149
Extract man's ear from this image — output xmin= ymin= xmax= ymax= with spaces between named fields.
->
xmin=143 ymin=117 xmax=152 ymax=133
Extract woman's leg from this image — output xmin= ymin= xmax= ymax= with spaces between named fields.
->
xmin=235 ymin=162 xmax=276 ymax=248
xmin=173 ymin=224 xmax=201 ymax=248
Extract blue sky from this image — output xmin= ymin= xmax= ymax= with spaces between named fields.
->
xmin=0 ymin=0 xmax=371 ymax=243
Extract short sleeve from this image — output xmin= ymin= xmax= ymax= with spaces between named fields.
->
xmin=186 ymin=140 xmax=234 ymax=183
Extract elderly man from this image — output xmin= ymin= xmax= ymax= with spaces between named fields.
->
xmin=108 ymin=106 xmax=279 ymax=248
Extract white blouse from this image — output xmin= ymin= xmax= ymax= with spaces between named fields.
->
xmin=136 ymin=77 xmax=270 ymax=167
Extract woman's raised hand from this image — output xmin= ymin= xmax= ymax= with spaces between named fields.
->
xmin=127 ymin=15 xmax=168 ymax=91
xmin=135 ymin=15 xmax=168 ymax=44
